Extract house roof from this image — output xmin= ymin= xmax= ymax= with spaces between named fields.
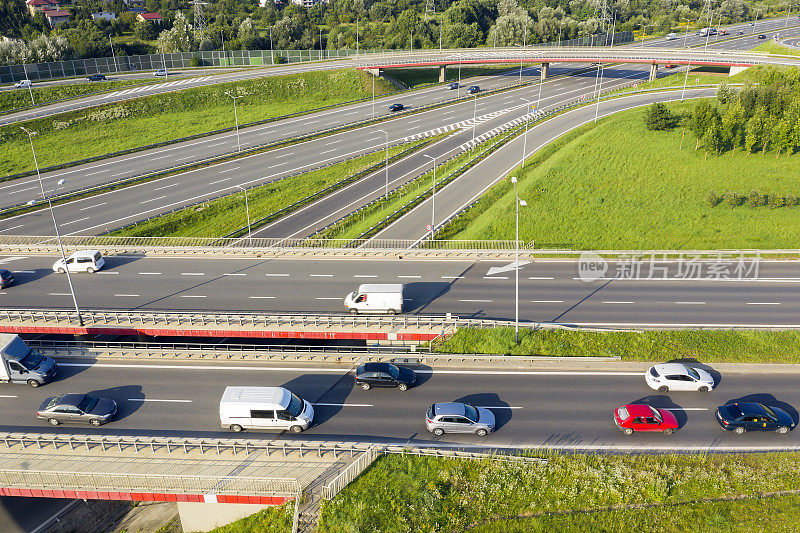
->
xmin=138 ymin=12 xmax=162 ymax=19
xmin=27 ymin=0 xmax=58 ymax=6
xmin=44 ymin=9 xmax=70 ymax=16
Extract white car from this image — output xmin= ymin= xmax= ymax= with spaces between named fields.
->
xmin=153 ymin=69 xmax=167 ymax=76
xmin=14 ymin=79 xmax=32 ymax=89
xmin=646 ymin=363 xmax=715 ymax=393
xmin=52 ymin=250 xmax=105 ymax=274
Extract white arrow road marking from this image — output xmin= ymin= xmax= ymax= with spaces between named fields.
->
xmin=487 ymin=261 xmax=530 ymax=276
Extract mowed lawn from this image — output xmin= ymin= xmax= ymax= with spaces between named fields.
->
xmin=444 ymin=100 xmax=800 ymax=249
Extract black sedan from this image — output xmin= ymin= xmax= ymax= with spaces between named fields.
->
xmin=466 ymin=85 xmax=480 ymax=94
xmin=87 ymin=74 xmax=107 ymax=81
xmin=388 ymin=103 xmax=404 ymax=112
xmin=757 ymin=34 xmax=767 ymax=39
xmin=447 ymin=82 xmax=459 ymax=90
xmin=37 ymin=393 xmax=117 ymax=426
xmin=355 ymin=362 xmax=416 ymax=391
xmin=0 ymin=269 xmax=13 ymax=288
xmin=716 ymin=402 xmax=795 ymax=434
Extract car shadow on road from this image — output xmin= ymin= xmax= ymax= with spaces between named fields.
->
xmin=666 ymin=358 xmax=722 ymax=388
xmin=403 ymin=282 xmax=451 ymax=313
xmin=281 ymin=373 xmax=353 ymax=428
xmin=453 ymin=393 xmax=512 ymax=431
xmin=629 ymin=394 xmax=689 ymax=428
xmin=404 ymin=363 xmax=432 ymax=388
xmin=86 ymin=385 xmax=145 ymax=422
xmin=723 ymin=393 xmax=799 ymax=425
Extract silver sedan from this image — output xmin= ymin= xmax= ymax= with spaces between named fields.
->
xmin=37 ymin=394 xmax=117 ymax=426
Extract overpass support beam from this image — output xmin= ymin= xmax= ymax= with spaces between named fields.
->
xmin=729 ymin=65 xmax=750 ymax=77
xmin=649 ymin=63 xmax=658 ymax=82
xmin=540 ymin=62 xmax=549 ymax=81
xmin=438 ymin=65 xmax=447 ymax=83
xmin=365 ymin=67 xmax=382 ymax=77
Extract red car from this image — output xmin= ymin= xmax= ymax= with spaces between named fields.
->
xmin=614 ymin=404 xmax=678 ymax=435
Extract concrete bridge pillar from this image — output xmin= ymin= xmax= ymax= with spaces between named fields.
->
xmin=649 ymin=63 xmax=658 ymax=82
xmin=178 ymin=502 xmax=269 ymax=532
xmin=729 ymin=65 xmax=750 ymax=77
xmin=540 ymin=62 xmax=550 ymax=81
xmin=365 ymin=67 xmax=382 ymax=77
xmin=438 ymin=65 xmax=447 ymax=83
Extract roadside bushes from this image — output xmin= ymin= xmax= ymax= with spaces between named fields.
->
xmin=643 ymin=102 xmax=679 ymax=130
xmin=708 ymin=190 xmax=800 ymax=209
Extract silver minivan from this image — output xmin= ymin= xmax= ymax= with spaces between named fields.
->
xmin=425 ymin=402 xmax=496 ymax=437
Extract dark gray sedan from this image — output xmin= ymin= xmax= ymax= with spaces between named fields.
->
xmin=37 ymin=394 xmax=117 ymax=426
xmin=355 ymin=362 xmax=416 ymax=391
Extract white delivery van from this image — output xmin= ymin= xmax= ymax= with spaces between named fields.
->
xmin=343 ymin=284 xmax=403 ymax=315
xmin=52 ymin=250 xmax=105 ymax=273
xmin=220 ymin=386 xmax=314 ymax=433
xmin=0 ymin=334 xmax=57 ymax=387
xmin=666 ymin=33 xmax=677 ymax=40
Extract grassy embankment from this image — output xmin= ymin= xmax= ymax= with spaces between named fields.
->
xmin=315 ymin=131 xmax=517 ymax=241
xmin=436 ymin=328 xmax=800 ymax=363
xmin=319 ymin=453 xmax=800 ymax=532
xmin=437 ymin=100 xmax=800 ymax=249
xmin=386 ymin=65 xmax=530 ymax=88
xmin=0 ymin=77 xmax=176 ymax=114
xmin=110 ymin=140 xmax=427 ymax=237
xmin=206 ymin=502 xmax=293 ymax=533
xmin=0 ymin=69 xmax=396 ymax=176
xmin=753 ymin=40 xmax=800 ymax=57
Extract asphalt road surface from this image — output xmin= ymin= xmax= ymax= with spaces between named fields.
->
xmin=2 ymin=255 xmax=800 ymax=327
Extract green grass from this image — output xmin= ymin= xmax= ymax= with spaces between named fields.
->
xmin=0 ymin=69 xmax=396 ymax=176
xmin=319 ymin=452 xmax=800 ymax=532
xmin=474 ymin=494 xmax=800 ymax=532
xmin=386 ymin=65 xmax=523 ymax=88
xmin=753 ymin=40 xmax=800 ymax=57
xmin=0 ymin=77 xmax=179 ymax=115
xmin=438 ymin=100 xmax=800 ymax=249
xmin=110 ymin=140 xmax=424 ymax=237
xmin=436 ymin=328 xmax=800 ymax=363
xmin=207 ymin=502 xmax=293 ymax=533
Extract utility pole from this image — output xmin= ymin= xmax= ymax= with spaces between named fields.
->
xmin=225 ymin=92 xmax=243 ymax=152
xmin=109 ymin=35 xmax=119 ymax=73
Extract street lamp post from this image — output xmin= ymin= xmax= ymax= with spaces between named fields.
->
xmin=641 ymin=23 xmax=654 ymax=48
xmin=682 ymin=16 xmax=693 ymax=47
xmin=356 ymin=19 xmax=359 ymax=56
xmin=109 ymin=35 xmax=119 ymax=73
xmin=520 ymin=98 xmax=535 ymax=168
xmin=519 ymin=25 xmax=527 ymax=84
xmin=270 ymin=27 xmax=274 ymax=65
xmin=594 ymin=64 xmax=604 ymax=123
xmin=704 ymin=10 xmax=714 ymax=50
xmin=372 ymin=74 xmax=375 ymax=118
xmin=160 ymin=40 xmax=169 ymax=77
xmin=376 ymin=129 xmax=389 ymax=200
xmin=471 ymin=93 xmax=478 ymax=149
xmin=424 ymin=154 xmax=436 ymax=238
xmin=320 ymin=28 xmax=323 ymax=60
xmin=225 ymin=92 xmax=242 ymax=153
xmin=510 ymin=176 xmax=527 ymax=343
xmin=439 ymin=15 xmax=443 ymax=51
xmin=22 ymin=127 xmax=82 ymax=326
xmin=235 ymin=185 xmax=252 ymax=246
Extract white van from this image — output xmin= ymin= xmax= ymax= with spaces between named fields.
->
xmin=14 ymin=79 xmax=31 ymax=89
xmin=666 ymin=33 xmax=677 ymax=40
xmin=343 ymin=284 xmax=403 ymax=315
xmin=219 ymin=386 xmax=314 ymax=433
xmin=52 ymin=250 xmax=105 ymax=273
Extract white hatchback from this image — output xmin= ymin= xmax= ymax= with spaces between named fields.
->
xmin=645 ymin=363 xmax=715 ymax=393
xmin=52 ymin=250 xmax=105 ymax=274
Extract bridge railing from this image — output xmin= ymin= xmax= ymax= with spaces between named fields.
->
xmin=322 ymin=447 xmax=380 ymax=500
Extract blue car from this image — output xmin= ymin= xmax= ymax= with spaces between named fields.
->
xmin=716 ymin=402 xmax=795 ymax=434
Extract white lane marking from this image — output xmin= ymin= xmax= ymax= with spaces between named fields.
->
xmin=0 ymin=395 xmax=18 ymax=398
xmin=219 ymin=167 xmax=240 ymax=173
xmin=181 ymin=272 xmax=205 ymax=276
xmin=114 ymin=294 xmax=140 ymax=297
xmin=746 ymin=302 xmax=781 ymax=305
xmin=249 ymin=296 xmax=275 ymax=299
xmin=442 ymin=276 xmax=464 ymax=279
xmin=398 ymin=275 xmax=421 ymax=279
xmin=140 ymin=195 xmax=167 ymax=204
xmin=315 ymin=297 xmax=342 ymax=300
xmin=324 ymin=140 xmax=342 ymax=145
xmin=223 ymin=273 xmax=246 ymax=276
xmin=313 ymin=403 xmax=373 ymax=407
xmin=275 ymin=152 xmax=294 ymax=159
xmin=206 ymin=142 xmax=228 ymax=148
xmin=79 ymin=202 xmax=107 ymax=211
xmin=151 ymin=154 xmax=171 ymax=161
xmin=532 ymin=300 xmax=563 ymax=303
xmin=528 ymin=276 xmax=554 ymax=280
xmin=127 ymin=398 xmax=193 ymax=403
xmin=310 ymin=274 xmax=333 ymax=277
xmin=265 ymin=273 xmax=289 ymax=277
xmin=354 ymin=275 xmax=377 ymax=278
xmin=14 ymin=270 xmax=35 ymax=274
xmin=319 ymin=149 xmax=338 ymax=155
xmin=459 ymin=299 xmax=492 ymax=303
xmin=48 ymin=293 xmax=71 ymax=296
xmin=139 ymin=272 xmax=161 ymax=275
xmin=0 ymin=225 xmax=24 ymax=233
xmin=8 ymin=186 xmax=37 ymax=194
xmin=602 ymin=301 xmax=635 ymax=304
xmin=61 ymin=217 xmax=91 ymax=226
xmin=573 ymin=277 xmax=800 ymax=283
xmin=180 ymin=295 xmax=207 ymax=298
xmin=209 ymin=178 xmax=231 ymax=185
xmin=267 ymin=162 xmax=288 ymax=169
xmin=153 ymin=183 xmax=180 ymax=191
xmin=676 ymin=301 xmax=706 ymax=305
xmin=483 ymin=276 xmax=509 ymax=280
xmin=176 ymin=156 xmax=196 ymax=161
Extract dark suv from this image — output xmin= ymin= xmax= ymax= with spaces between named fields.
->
xmin=466 ymin=85 xmax=480 ymax=94
xmin=0 ymin=269 xmax=13 ymax=288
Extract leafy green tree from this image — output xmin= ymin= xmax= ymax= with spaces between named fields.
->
xmin=0 ymin=0 xmax=28 ymax=38
xmin=643 ymin=102 xmax=678 ymax=131
xmin=690 ymin=100 xmax=714 ymax=150
xmin=135 ymin=21 xmax=159 ymax=41
xmin=744 ymin=107 xmax=766 ymax=155
xmin=157 ymin=12 xmax=195 ymax=52
xmin=703 ymin=115 xmax=724 ymax=155
xmin=774 ymin=118 xmax=793 ymax=157
xmin=486 ymin=0 xmax=533 ymax=46
xmin=761 ymin=114 xmax=778 ymax=155
xmin=721 ymin=101 xmax=745 ymax=151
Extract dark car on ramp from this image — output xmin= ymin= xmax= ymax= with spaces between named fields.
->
xmin=448 ymin=82 xmax=459 ymax=90
xmin=466 ymin=85 xmax=480 ymax=94
xmin=87 ymin=74 xmax=107 ymax=81
xmin=757 ymin=34 xmax=767 ymax=39
xmin=388 ymin=103 xmax=404 ymax=112
xmin=355 ymin=362 xmax=416 ymax=391
xmin=716 ymin=402 xmax=795 ymax=434
xmin=0 ymin=269 xmax=13 ymax=288
xmin=37 ymin=393 xmax=117 ymax=426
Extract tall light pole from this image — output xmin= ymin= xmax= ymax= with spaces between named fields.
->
xmin=372 ymin=74 xmax=375 ymax=118
xmin=320 ymin=28 xmax=323 ymax=60
xmin=22 ymin=127 xmax=82 ymax=326
xmin=704 ymin=10 xmax=714 ymax=51
xmin=424 ymin=154 xmax=436 ymax=238
xmin=410 ymin=29 xmax=414 ymax=53
xmin=511 ymin=176 xmax=527 ymax=343
xmin=520 ymin=99 xmax=535 ymax=168
xmin=594 ymin=64 xmax=604 ymax=122
xmin=519 ymin=24 xmax=527 ymax=83
xmin=356 ymin=19 xmax=359 ymax=56
xmin=225 ymin=92 xmax=242 ymax=152
xmin=109 ymin=35 xmax=119 ymax=73
xmin=641 ymin=23 xmax=653 ymax=48
xmin=682 ymin=16 xmax=693 ymax=47
xmin=270 ymin=27 xmax=274 ymax=65
xmin=786 ymin=2 xmax=793 ymax=28
xmin=439 ymin=14 xmax=443 ymax=51
xmin=160 ymin=40 xmax=169 ymax=77
xmin=376 ymin=129 xmax=389 ymax=200
xmin=235 ymin=185 xmax=251 ymax=246
xmin=471 ymin=92 xmax=478 ymax=149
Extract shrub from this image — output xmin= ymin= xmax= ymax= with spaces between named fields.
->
xmin=644 ymin=102 xmax=678 ymax=130
xmin=769 ymin=194 xmax=788 ymax=208
xmin=723 ymin=192 xmax=743 ymax=209
xmin=788 ymin=195 xmax=800 ymax=206
xmin=190 ymin=56 xmax=201 ymax=67
xmin=273 ymin=53 xmax=285 ymax=64
xmin=747 ymin=190 xmax=766 ymax=208
xmin=706 ymin=191 xmax=721 ymax=207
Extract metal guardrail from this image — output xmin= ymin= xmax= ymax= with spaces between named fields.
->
xmin=0 ymin=468 xmax=301 ymax=497
xmin=322 ymin=447 xmax=379 ymax=500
